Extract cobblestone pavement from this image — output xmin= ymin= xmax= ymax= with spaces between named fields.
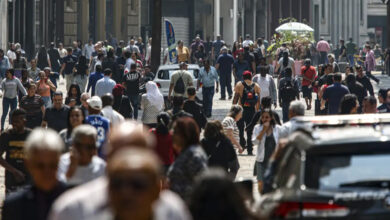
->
xmin=0 ymin=71 xmax=387 ymax=202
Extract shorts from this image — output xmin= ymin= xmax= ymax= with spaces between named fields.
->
xmin=302 ymin=86 xmax=312 ymax=99
xmin=256 ymin=162 xmax=265 ymax=181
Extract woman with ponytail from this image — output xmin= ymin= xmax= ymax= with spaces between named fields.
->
xmin=150 ymin=112 xmax=175 ymax=173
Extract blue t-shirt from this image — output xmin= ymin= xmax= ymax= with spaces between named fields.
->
xmin=86 ymin=115 xmax=110 ymax=156
xmin=87 ymin=72 xmax=104 ymax=96
xmin=322 ymin=83 xmax=350 ymax=115
xmin=217 ymin=54 xmax=234 ymax=76
xmin=233 ymin=60 xmax=250 ymax=81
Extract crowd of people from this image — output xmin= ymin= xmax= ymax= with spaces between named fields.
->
xmin=0 ymin=34 xmax=389 ymax=220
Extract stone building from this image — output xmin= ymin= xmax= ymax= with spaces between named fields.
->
xmin=6 ymin=0 xmax=141 ymax=59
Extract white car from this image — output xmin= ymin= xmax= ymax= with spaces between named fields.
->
xmin=154 ymin=64 xmax=203 ymax=108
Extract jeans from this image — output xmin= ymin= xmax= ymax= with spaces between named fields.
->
xmin=319 ymin=52 xmax=328 ymax=65
xmin=1 ymin=97 xmax=17 ymax=130
xmin=366 ymin=71 xmax=379 ymax=83
xmin=219 ymin=72 xmax=232 ymax=99
xmin=202 ymin=86 xmax=214 ymax=117
xmin=41 ymin=96 xmax=52 ymax=109
xmin=65 ymin=74 xmax=74 ymax=91
xmin=73 ymin=74 xmax=88 ymax=92
xmin=128 ymin=95 xmax=139 ymax=119
xmin=282 ymin=101 xmax=290 ymax=123
xmin=348 ymin=54 xmax=355 ymax=67
xmin=237 ymin=107 xmax=255 ymax=153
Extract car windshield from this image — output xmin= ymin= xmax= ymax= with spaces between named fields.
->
xmin=305 ymin=153 xmax=390 ymax=190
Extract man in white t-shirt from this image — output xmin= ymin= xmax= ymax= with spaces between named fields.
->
xmin=7 ymin=43 xmax=16 ymax=67
xmin=253 ymin=61 xmax=277 ymax=108
xmin=242 ymin=34 xmax=254 ymax=48
xmin=101 ymin=93 xmax=124 ymax=126
xmin=57 ymin=125 xmax=106 ymax=186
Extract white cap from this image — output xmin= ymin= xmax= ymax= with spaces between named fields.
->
xmin=87 ymin=96 xmax=102 ymax=110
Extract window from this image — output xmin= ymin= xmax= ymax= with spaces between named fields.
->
xmin=306 ymin=152 xmax=390 ymax=189
xmin=321 ymin=0 xmax=325 ymax=20
xmin=130 ymin=0 xmax=137 ymax=13
xmin=157 ymin=69 xmax=199 ymax=80
xmin=274 ymin=148 xmax=302 ymax=189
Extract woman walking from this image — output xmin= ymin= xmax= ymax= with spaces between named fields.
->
xmin=141 ymin=81 xmax=164 ymax=128
xmin=36 ymin=71 xmax=56 ymax=108
xmin=59 ymin=106 xmax=86 ymax=151
xmin=222 ymin=105 xmax=244 ymax=154
xmin=201 ymin=120 xmax=239 ymax=179
xmin=73 ymin=55 xmax=89 ymax=92
xmin=252 ymin=109 xmax=280 ymax=194
xmin=0 ymin=69 xmax=27 ymax=131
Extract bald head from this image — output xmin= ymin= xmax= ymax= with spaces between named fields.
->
xmin=107 ymin=120 xmax=155 ymax=158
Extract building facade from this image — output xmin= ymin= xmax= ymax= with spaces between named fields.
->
xmin=367 ymin=0 xmax=387 ymax=48
xmin=6 ymin=0 xmax=141 ymax=59
xmin=312 ymin=0 xmax=370 ymax=48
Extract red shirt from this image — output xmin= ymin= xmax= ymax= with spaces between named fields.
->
xmin=301 ymin=66 xmax=316 ymax=86
xmin=150 ymin=128 xmax=175 ymax=166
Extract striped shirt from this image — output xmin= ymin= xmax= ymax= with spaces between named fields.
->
xmin=222 ymin=116 xmax=239 ymax=143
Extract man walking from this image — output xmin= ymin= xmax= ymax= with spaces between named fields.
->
xmin=346 ymin=38 xmax=357 ymax=67
xmin=216 ymin=46 xmax=234 ymax=100
xmin=233 ymin=71 xmax=261 ymax=155
xmin=321 ymin=73 xmax=350 ymax=115
xmin=59 ymin=48 xmax=78 ymax=91
xmin=301 ymin=59 xmax=316 ymax=110
xmin=122 ymin=63 xmax=141 ymax=119
xmin=198 ymin=60 xmax=219 ymax=117
xmin=95 ymin=68 xmax=116 ymax=97
xmin=279 ymin=68 xmax=300 ymax=122
xmin=364 ymin=44 xmax=380 ymax=84
xmin=316 ymin=37 xmax=331 ymax=65
xmin=233 ymin=52 xmax=250 ymax=84
xmin=252 ymin=65 xmax=277 ymax=108
xmin=169 ymin=62 xmax=193 ymax=100
xmin=211 ymin=35 xmax=225 ymax=64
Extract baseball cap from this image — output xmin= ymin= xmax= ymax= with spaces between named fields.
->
xmin=87 ymin=96 xmax=102 ymax=110
xmin=243 ymin=71 xmax=252 ymax=78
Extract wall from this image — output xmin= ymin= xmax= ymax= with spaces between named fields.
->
xmin=0 ymin=0 xmax=7 ymax=50
xmin=220 ymin=0 xmax=234 ymax=46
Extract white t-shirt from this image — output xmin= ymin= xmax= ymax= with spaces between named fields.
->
xmin=278 ymin=57 xmax=295 ymax=72
xmin=7 ymin=50 xmax=16 ymax=62
xmin=57 ymin=153 xmax=106 ymax=186
xmin=257 ymin=75 xmax=271 ymax=100
xmin=101 ymin=106 xmax=124 ymax=126
xmin=252 ymin=124 xmax=279 ymax=162
xmin=242 ymin=40 xmax=254 ymax=48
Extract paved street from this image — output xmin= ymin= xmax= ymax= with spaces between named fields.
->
xmin=0 ymin=71 xmax=388 ymax=202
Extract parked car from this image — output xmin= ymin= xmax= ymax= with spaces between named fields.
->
xmin=256 ymin=123 xmax=390 ymax=219
xmin=154 ymin=64 xmax=202 ymax=109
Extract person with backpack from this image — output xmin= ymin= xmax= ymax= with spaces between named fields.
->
xmin=278 ymin=68 xmax=300 ymax=122
xmin=232 ymin=71 xmax=260 ymax=155
xmin=168 ymin=62 xmax=193 ymax=100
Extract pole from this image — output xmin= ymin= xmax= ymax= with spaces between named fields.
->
xmin=387 ymin=2 xmax=390 ymax=48
xmin=233 ymin=0 xmax=237 ymax=42
xmin=151 ymin=0 xmax=162 ymax=73
xmin=214 ymin=0 xmax=220 ymax=38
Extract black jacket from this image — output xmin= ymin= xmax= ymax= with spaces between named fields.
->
xmin=357 ymin=75 xmax=374 ymax=96
xmin=183 ymin=100 xmax=207 ymax=129
xmin=2 ymin=183 xmax=67 ymax=220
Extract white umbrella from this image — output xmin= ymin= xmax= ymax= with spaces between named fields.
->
xmin=275 ymin=22 xmax=314 ymax=33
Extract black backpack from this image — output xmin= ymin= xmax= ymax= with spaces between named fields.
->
xmin=174 ymin=72 xmax=185 ymax=94
xmin=280 ymin=79 xmax=296 ymax=102
xmin=241 ymin=82 xmax=258 ymax=107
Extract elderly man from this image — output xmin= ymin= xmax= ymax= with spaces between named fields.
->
xmin=2 ymin=128 xmax=67 ymax=220
xmin=49 ymin=121 xmax=191 ymax=220
xmin=278 ymin=101 xmax=306 ymax=139
xmin=57 ymin=125 xmax=106 ymax=186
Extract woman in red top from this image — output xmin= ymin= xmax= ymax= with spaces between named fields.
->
xmin=150 ymin=112 xmax=175 ymax=173
xmin=36 ymin=71 xmax=56 ymax=108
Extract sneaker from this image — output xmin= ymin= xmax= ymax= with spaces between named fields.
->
xmin=247 ymin=151 xmax=253 ymax=156
xmin=219 ymin=97 xmax=226 ymax=100
xmin=228 ymin=95 xmax=233 ymax=100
